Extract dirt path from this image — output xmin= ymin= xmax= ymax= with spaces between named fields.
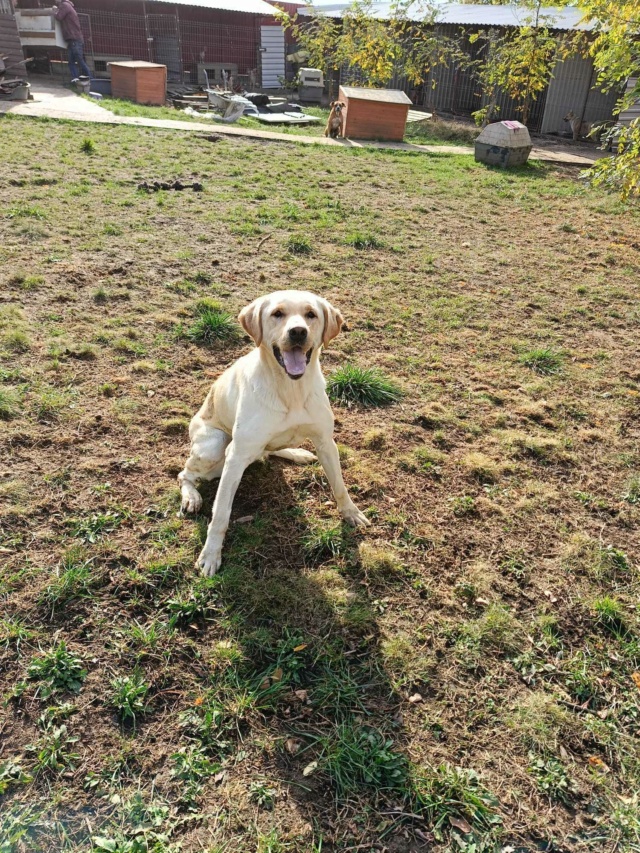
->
xmin=1 ymin=77 xmax=607 ymax=166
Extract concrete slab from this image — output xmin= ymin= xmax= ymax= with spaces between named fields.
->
xmin=0 ymin=76 xmax=115 ymax=121
xmin=1 ymin=76 xmax=608 ymax=167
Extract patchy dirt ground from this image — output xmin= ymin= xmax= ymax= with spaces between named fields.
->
xmin=1 ymin=115 xmax=639 ymax=853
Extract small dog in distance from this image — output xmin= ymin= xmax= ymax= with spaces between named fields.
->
xmin=325 ymin=101 xmax=345 ymax=138
xmin=564 ymin=110 xmax=592 ymax=142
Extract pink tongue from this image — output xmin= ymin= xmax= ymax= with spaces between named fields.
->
xmin=282 ymin=348 xmax=307 ymax=376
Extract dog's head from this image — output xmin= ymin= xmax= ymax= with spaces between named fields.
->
xmin=239 ymin=290 xmax=343 ymax=380
xmin=564 ymin=111 xmax=576 ymax=122
xmin=330 ymin=101 xmax=345 ymax=116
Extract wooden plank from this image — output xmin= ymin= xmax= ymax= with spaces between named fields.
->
xmin=0 ymin=9 xmax=26 ymax=79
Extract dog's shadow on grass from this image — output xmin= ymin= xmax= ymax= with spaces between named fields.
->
xmin=191 ymin=457 xmax=427 ymax=850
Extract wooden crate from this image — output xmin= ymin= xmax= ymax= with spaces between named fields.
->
xmin=109 ymin=61 xmax=167 ymax=106
xmin=340 ymin=86 xmax=412 ymax=142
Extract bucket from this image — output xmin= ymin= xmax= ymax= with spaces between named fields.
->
xmin=75 ymin=76 xmax=91 ymax=95
xmin=89 ymin=78 xmax=112 ymax=96
xmin=4 ymin=82 xmax=30 ymax=101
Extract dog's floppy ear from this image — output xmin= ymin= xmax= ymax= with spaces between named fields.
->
xmin=320 ymin=297 xmax=344 ymax=348
xmin=239 ymin=297 xmax=265 ymax=346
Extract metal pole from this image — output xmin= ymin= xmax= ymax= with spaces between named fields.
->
xmin=142 ymin=0 xmax=152 ymax=62
xmin=174 ymin=4 xmax=183 ymax=83
xmin=579 ymin=59 xmax=595 ymax=130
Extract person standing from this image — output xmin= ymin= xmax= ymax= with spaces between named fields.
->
xmin=51 ymin=0 xmax=91 ymax=81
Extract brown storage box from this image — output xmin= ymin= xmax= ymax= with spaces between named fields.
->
xmin=109 ymin=61 xmax=167 ymax=106
xmin=340 ymin=86 xmax=412 ymax=141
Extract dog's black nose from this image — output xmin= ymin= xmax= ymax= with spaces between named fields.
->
xmin=288 ymin=326 xmax=308 ymax=344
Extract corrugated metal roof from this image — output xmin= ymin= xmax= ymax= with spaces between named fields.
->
xmin=298 ymin=2 xmax=593 ymax=31
xmin=149 ymin=0 xmax=278 ymax=14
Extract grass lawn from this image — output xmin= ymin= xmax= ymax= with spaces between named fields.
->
xmin=1 ymin=114 xmax=640 ymax=853
xmin=237 ymin=106 xmax=480 ymax=146
xmin=96 ymin=96 xmax=480 ymax=145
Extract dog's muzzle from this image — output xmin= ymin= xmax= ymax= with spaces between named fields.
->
xmin=273 ymin=345 xmax=312 ymax=380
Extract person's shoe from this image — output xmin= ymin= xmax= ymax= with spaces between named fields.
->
xmin=71 ymin=77 xmax=79 ymax=84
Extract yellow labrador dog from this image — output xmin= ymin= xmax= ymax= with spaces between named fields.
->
xmin=178 ymin=290 xmax=370 ymax=576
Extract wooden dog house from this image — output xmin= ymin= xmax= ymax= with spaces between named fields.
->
xmin=109 ymin=61 xmax=167 ymax=106
xmin=339 ymin=86 xmax=412 ymax=141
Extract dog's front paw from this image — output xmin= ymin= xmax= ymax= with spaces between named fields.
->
xmin=341 ymin=504 xmax=371 ymax=528
xmin=179 ymin=483 xmax=202 ymax=516
xmin=197 ymin=546 xmax=222 ymax=577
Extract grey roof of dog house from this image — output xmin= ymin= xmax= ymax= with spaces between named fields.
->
xmin=340 ymin=87 xmax=412 ymax=104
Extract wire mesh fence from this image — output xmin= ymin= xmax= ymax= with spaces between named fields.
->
xmin=71 ymin=7 xmax=261 ymax=87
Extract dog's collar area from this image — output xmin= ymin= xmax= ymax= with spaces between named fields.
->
xmin=273 ymin=345 xmax=313 ymax=380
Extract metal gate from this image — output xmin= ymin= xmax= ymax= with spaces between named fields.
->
xmin=147 ymin=14 xmax=182 ymax=83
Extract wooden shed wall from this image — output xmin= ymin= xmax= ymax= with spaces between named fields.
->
xmin=0 ymin=0 xmax=26 ymax=79
xmin=342 ymin=96 xmax=409 ymax=141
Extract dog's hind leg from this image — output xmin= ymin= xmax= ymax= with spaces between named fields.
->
xmin=178 ymin=420 xmax=230 ymax=514
xmin=269 ymin=448 xmax=317 ymax=464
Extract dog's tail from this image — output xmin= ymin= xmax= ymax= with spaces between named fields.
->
xmin=269 ymin=448 xmax=317 ymax=464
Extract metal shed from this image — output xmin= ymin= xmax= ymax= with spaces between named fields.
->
xmin=619 ymin=78 xmax=640 ymax=127
xmin=299 ymin=1 xmax=621 ymax=133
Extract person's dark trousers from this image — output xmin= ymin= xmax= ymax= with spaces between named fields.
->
xmin=67 ymin=39 xmax=91 ymax=79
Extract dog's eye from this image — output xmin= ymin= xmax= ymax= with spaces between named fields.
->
xmin=306 ymin=311 xmax=316 ymax=319
xmin=272 ymin=310 xmax=284 ymax=318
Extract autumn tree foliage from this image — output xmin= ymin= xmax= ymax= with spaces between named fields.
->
xmin=578 ymin=0 xmax=640 ymax=200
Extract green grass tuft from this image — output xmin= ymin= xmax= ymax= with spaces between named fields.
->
xmin=0 ymin=387 xmax=21 ymax=420
xmin=319 ymin=724 xmax=407 ymax=797
xmin=184 ymin=299 xmax=239 ymax=345
xmin=327 ymin=364 xmax=403 ymax=407
xmin=27 ymin=642 xmax=87 ymax=698
xmin=286 ymin=235 xmax=312 ymax=255
xmin=528 ymin=753 xmax=577 ymax=804
xmin=518 ymin=347 xmax=564 ymax=375
xmin=345 ymin=231 xmax=384 ymax=250
xmin=412 ymin=763 xmax=502 ymax=839
xmin=109 ymin=671 xmax=150 ymax=723
xmin=302 ymin=523 xmax=346 ymax=562
xmin=622 ymin=475 xmax=640 ymax=505
xmin=592 ymin=596 xmax=627 ymax=636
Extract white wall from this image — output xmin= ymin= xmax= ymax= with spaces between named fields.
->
xmin=260 ymin=25 xmax=284 ymax=89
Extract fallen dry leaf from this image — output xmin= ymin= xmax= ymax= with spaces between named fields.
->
xmin=408 ymin=693 xmax=423 ymax=704
xmin=449 ymin=816 xmax=472 ymax=834
xmin=294 ymin=689 xmax=309 ymax=702
xmin=285 ymin=738 xmax=301 ymax=755
xmin=588 ymin=756 xmax=609 ymax=772
xmin=293 ymin=644 xmax=308 ymax=652
xmin=302 ymin=760 xmax=318 ymax=777
xmin=271 ymin=667 xmax=283 ymax=682
xmin=543 ymin=589 xmax=558 ymax=603
xmin=631 ymin=672 xmax=640 ymax=690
